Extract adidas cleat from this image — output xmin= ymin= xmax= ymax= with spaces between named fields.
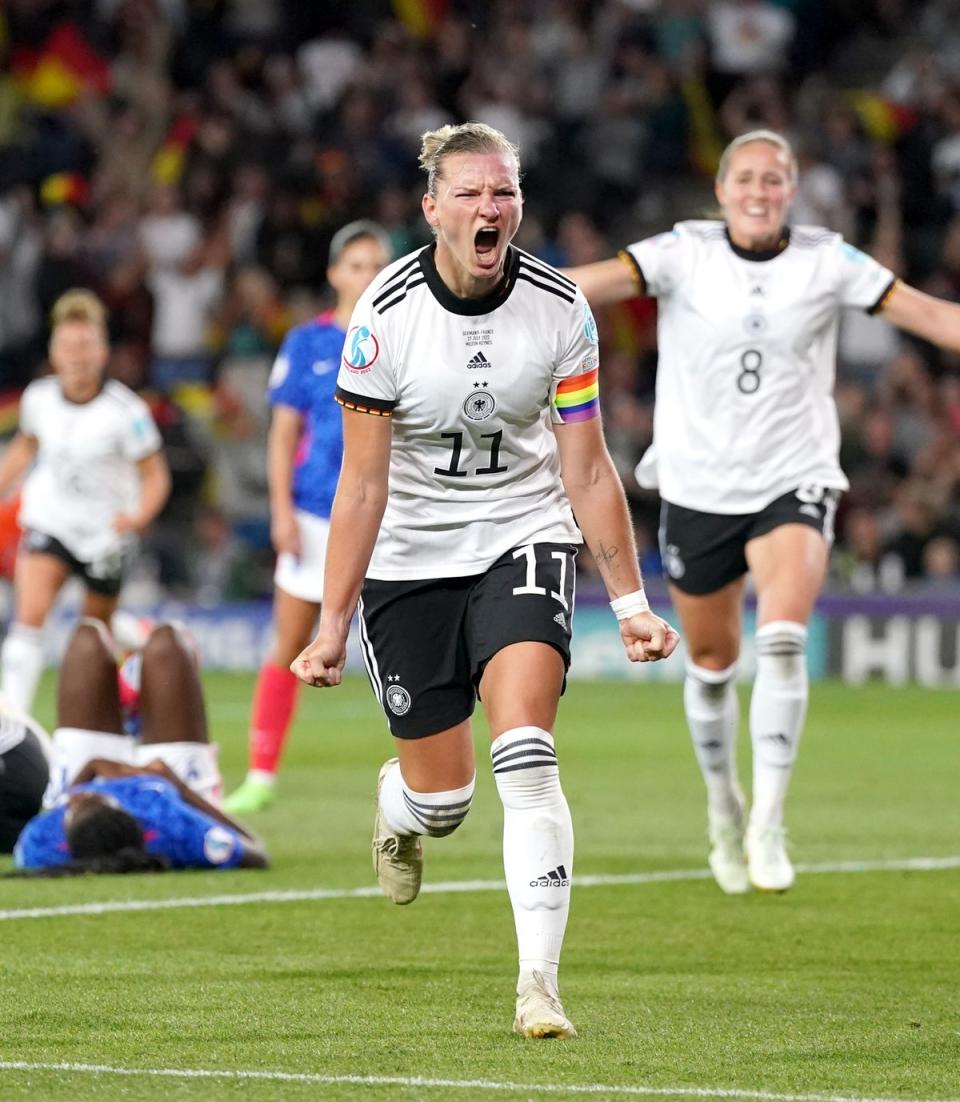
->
xmin=747 ymin=826 xmax=795 ymax=893
xmin=708 ymin=819 xmax=749 ymax=895
xmin=513 ymin=971 xmax=577 ymax=1039
xmin=372 ymin=758 xmax=423 ymax=905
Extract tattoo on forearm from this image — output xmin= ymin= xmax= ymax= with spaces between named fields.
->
xmin=595 ymin=542 xmax=619 ymax=568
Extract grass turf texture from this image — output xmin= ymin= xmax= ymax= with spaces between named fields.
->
xmin=1 ymin=674 xmax=958 ymax=1102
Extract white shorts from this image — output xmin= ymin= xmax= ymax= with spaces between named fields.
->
xmin=134 ymin=741 xmax=222 ymax=806
xmin=46 ymin=728 xmax=222 ymax=807
xmin=273 ymin=510 xmax=330 ymax=603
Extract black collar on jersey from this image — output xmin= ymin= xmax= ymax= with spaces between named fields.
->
xmin=724 ymin=225 xmax=790 ymax=262
xmin=419 ymin=242 xmax=520 ymax=315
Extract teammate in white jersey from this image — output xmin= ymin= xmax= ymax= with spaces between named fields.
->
xmin=569 ymin=129 xmax=960 ymax=896
xmin=0 ymin=290 xmax=171 ymax=713
xmin=292 ymin=122 xmax=678 ymax=1039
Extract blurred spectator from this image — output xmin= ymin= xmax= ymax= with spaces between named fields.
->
xmin=920 ymin=533 xmax=960 ymax=588
xmin=0 ymin=189 xmax=43 ymax=388
xmin=147 ymin=230 xmax=230 ymax=391
xmin=3 ymin=0 xmax=960 ymax=601
xmin=882 ymin=479 xmax=951 ymax=579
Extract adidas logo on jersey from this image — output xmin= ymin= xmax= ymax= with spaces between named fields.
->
xmin=530 ymin=864 xmax=570 ymax=887
xmin=466 ymin=351 xmax=493 ymax=370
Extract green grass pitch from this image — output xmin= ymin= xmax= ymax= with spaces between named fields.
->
xmin=1 ymin=674 xmax=958 ymax=1101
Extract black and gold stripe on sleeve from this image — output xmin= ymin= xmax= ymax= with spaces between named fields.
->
xmin=867 ymin=277 xmax=899 ymax=315
xmin=617 ymin=249 xmax=646 ymax=294
xmin=335 ymin=387 xmax=396 ymax=417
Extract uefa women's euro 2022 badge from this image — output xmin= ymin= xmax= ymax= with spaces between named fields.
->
xmin=343 ymin=325 xmax=380 ymax=373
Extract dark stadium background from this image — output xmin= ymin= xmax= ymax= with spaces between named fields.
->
xmin=2 ymin=0 xmax=960 ymax=679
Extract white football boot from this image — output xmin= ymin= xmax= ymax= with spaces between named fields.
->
xmin=372 ymin=758 xmax=423 ymax=905
xmin=708 ymin=817 xmax=750 ymax=895
xmin=746 ymin=826 xmax=795 ymax=892
xmin=513 ymin=971 xmax=577 ymax=1039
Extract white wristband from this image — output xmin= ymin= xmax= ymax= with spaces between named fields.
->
xmin=610 ymin=589 xmax=650 ymax=621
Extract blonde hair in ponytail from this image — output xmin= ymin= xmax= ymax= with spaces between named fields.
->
xmin=418 ymin=122 xmax=521 ymax=197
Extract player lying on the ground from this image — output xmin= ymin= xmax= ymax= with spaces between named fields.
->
xmin=11 ymin=621 xmax=268 ymax=875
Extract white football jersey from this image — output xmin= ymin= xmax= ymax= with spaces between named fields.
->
xmin=18 ymin=378 xmax=163 ymax=562
xmin=626 ymin=221 xmax=896 ymax=513
xmin=335 ymin=244 xmax=602 ymax=580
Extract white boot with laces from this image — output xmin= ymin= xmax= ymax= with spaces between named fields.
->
xmin=746 ymin=825 xmax=794 ymax=892
xmin=513 ymin=971 xmax=577 ymax=1039
xmin=708 ymin=816 xmax=750 ymax=894
xmin=372 ymin=758 xmax=423 ymax=905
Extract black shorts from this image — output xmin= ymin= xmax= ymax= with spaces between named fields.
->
xmin=358 ymin=542 xmax=579 ymax=739
xmin=659 ymin=486 xmax=839 ymax=596
xmin=0 ymin=727 xmax=50 ymax=853
xmin=21 ymin=529 xmax=129 ymax=597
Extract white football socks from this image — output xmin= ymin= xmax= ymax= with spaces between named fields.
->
xmin=0 ymin=624 xmax=45 ymax=714
xmin=378 ymin=760 xmax=475 ymax=838
xmin=684 ymin=661 xmax=743 ymax=827
xmin=749 ymin=621 xmax=808 ymax=834
xmin=491 ymin=726 xmax=573 ymax=992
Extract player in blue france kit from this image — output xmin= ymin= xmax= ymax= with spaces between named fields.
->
xmin=13 ymin=621 xmax=268 ymax=875
xmin=225 ymin=222 xmax=391 ymax=815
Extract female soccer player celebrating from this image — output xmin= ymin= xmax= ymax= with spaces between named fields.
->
xmin=0 ymin=289 xmax=170 ymax=713
xmin=293 ymin=122 xmax=678 ymax=1038
xmin=568 ymin=128 xmax=960 ymax=895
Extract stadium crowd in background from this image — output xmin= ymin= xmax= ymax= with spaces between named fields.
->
xmin=2 ymin=0 xmax=960 ymax=599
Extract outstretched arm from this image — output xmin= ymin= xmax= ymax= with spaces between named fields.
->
xmin=560 ymin=254 xmax=643 ymax=307
xmin=555 ymin=418 xmax=678 ymax=663
xmin=291 ymin=408 xmax=391 ymax=687
xmin=880 ymin=281 xmax=960 ymax=353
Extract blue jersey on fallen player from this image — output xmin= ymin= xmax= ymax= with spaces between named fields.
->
xmin=14 ymin=775 xmax=247 ymax=870
xmin=267 ymin=310 xmax=345 ymax=519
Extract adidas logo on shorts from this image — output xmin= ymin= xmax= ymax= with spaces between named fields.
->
xmin=530 ymin=864 xmax=570 ymax=888
xmin=553 ymin=611 xmax=567 ymax=630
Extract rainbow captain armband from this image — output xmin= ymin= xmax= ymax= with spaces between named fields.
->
xmin=554 ymin=368 xmax=599 ymax=423
xmin=610 ymin=589 xmax=650 ymax=621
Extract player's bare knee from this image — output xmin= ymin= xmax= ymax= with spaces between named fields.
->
xmin=67 ymin=621 xmax=116 ymax=672
xmin=141 ymin=624 xmax=190 ymax=668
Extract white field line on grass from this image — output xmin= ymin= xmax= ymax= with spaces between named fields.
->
xmin=0 ymin=1062 xmax=956 ymax=1102
xmin=1 ymin=855 xmax=958 ymax=923
xmin=0 ymin=1061 xmax=956 ymax=1102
